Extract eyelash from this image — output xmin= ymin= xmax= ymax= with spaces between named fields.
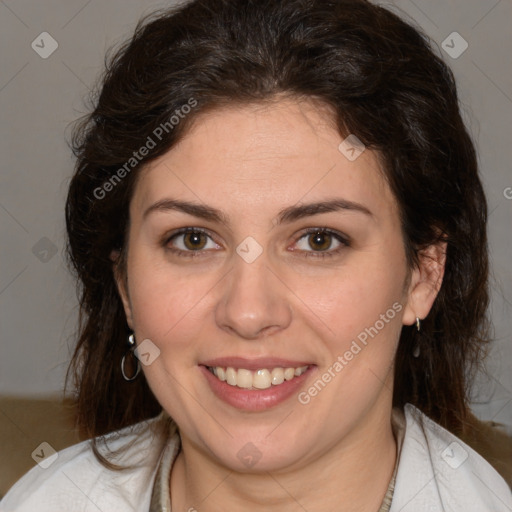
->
xmin=162 ymin=227 xmax=350 ymax=259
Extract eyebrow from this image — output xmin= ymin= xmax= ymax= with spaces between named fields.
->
xmin=142 ymin=197 xmax=373 ymax=225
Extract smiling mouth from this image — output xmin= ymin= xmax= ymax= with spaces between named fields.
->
xmin=206 ymin=365 xmax=309 ymax=390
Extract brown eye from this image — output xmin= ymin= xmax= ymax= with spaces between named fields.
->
xmin=182 ymin=231 xmax=208 ymax=250
xmin=293 ymin=228 xmax=349 ymax=259
xmin=307 ymin=231 xmax=332 ymax=251
xmin=164 ymin=227 xmax=220 ymax=257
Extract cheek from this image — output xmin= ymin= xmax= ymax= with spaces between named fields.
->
xmin=127 ymin=255 xmax=211 ymax=354
xmin=291 ymin=257 xmax=405 ymax=345
xmin=127 ymin=266 xmax=211 ymax=416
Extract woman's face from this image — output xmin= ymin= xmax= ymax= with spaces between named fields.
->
xmin=116 ymin=98 xmax=440 ymax=472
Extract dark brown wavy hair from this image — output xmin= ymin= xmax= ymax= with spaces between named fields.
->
xmin=65 ymin=0 xmax=490 ymax=456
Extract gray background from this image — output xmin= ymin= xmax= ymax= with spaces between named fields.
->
xmin=1 ymin=0 xmax=511 ymax=432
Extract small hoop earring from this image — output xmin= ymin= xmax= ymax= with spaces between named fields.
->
xmin=121 ymin=333 xmax=141 ymax=381
xmin=415 ymin=317 xmax=421 ymax=332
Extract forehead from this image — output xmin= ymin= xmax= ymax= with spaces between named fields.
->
xmin=132 ymin=98 xmax=398 ymax=223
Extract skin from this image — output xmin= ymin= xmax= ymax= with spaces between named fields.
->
xmin=114 ymin=97 xmax=446 ymax=511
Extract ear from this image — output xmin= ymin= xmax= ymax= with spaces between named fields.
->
xmin=402 ymin=240 xmax=447 ymax=326
xmin=110 ymin=249 xmax=134 ymax=329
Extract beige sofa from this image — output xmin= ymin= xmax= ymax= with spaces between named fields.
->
xmin=0 ymin=396 xmax=80 ymax=498
xmin=1 ymin=396 xmax=511 ymax=499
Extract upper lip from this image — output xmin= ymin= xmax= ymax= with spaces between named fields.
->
xmin=201 ymin=357 xmax=313 ymax=371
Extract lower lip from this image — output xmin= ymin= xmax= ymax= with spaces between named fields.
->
xmin=200 ymin=365 xmax=315 ymax=412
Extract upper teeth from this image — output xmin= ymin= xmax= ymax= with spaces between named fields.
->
xmin=209 ymin=366 xmax=308 ymax=389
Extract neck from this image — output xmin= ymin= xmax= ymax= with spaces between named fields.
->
xmin=170 ymin=401 xmax=397 ymax=512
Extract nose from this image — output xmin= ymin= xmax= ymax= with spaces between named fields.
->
xmin=215 ymin=251 xmax=292 ymax=340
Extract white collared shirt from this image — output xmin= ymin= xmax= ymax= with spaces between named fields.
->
xmin=2 ymin=403 xmax=511 ymax=511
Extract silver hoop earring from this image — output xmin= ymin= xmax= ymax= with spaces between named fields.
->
xmin=121 ymin=333 xmax=141 ymax=381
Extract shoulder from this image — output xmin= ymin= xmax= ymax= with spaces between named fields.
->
xmin=0 ymin=413 xmax=175 ymax=512
xmin=390 ymin=403 xmax=512 ymax=511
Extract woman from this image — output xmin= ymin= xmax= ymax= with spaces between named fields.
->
xmin=2 ymin=0 xmax=511 ymax=510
